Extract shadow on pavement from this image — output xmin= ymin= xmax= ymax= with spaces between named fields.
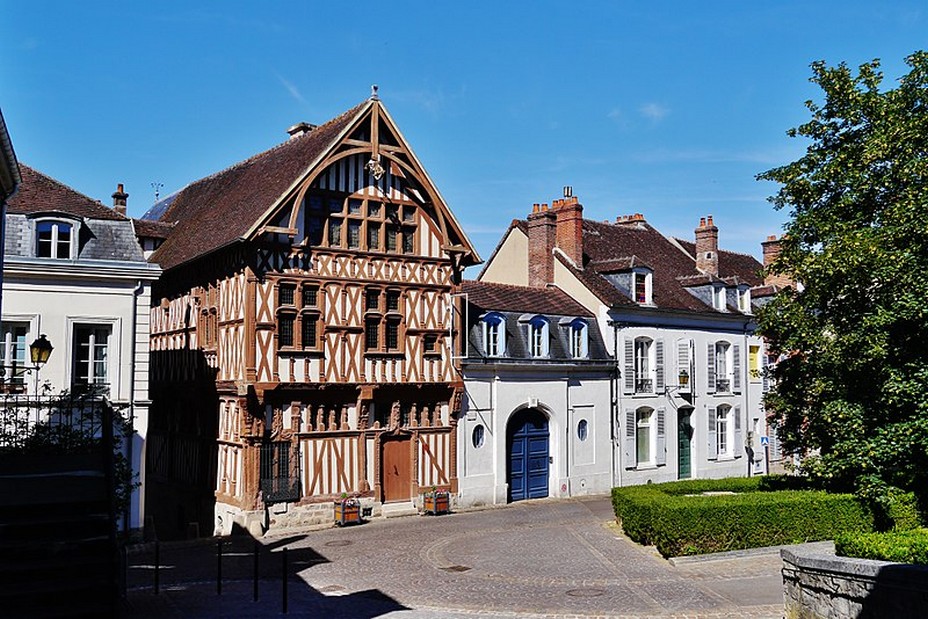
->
xmin=123 ymin=530 xmax=409 ymax=617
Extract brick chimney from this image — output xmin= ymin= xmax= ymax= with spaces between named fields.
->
xmin=527 ymin=203 xmax=556 ymax=286
xmin=552 ymin=190 xmax=583 ymax=266
xmin=762 ymin=235 xmax=792 ymax=288
xmin=694 ymin=215 xmax=718 ymax=276
xmin=112 ymin=184 xmax=128 ymax=215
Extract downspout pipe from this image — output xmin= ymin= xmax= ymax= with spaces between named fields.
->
xmin=126 ymin=279 xmax=144 ymax=535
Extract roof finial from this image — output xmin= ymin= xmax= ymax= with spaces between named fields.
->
xmin=370 ymin=84 xmax=379 ymax=100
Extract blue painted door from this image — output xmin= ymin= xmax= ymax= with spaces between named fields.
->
xmin=508 ymin=409 xmax=549 ymax=502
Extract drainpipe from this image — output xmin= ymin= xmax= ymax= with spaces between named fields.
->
xmin=610 ymin=320 xmax=621 ymax=487
xmin=742 ymin=320 xmax=752 ymax=477
xmin=125 ymin=280 xmax=144 ymax=535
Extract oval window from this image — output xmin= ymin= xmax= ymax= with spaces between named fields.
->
xmin=472 ymin=424 xmax=485 ymax=448
xmin=577 ymin=419 xmax=589 ymax=441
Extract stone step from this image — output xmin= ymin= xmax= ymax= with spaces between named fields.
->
xmin=379 ymin=501 xmax=418 ymax=519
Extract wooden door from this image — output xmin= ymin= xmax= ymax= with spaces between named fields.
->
xmin=507 ymin=409 xmax=549 ymax=502
xmin=381 ymin=437 xmax=412 ymax=502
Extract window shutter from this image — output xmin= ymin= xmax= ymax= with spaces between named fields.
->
xmin=707 ymin=407 xmax=718 ymax=460
xmin=732 ymin=345 xmax=742 ymax=393
xmin=656 ymin=407 xmax=666 ymax=466
xmin=762 ymin=365 xmax=770 ymax=393
xmin=706 ymin=342 xmax=716 ymax=393
xmin=624 ymin=408 xmax=636 ymax=469
xmin=623 ymin=339 xmax=635 ymax=394
xmin=734 ymin=405 xmax=743 ymax=459
xmin=677 ymin=339 xmax=690 ymax=392
xmin=655 ymin=339 xmax=665 ymax=393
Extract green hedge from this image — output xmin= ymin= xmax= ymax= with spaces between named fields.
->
xmin=836 ymin=529 xmax=928 ymax=564
xmin=612 ymin=476 xmax=871 ymax=557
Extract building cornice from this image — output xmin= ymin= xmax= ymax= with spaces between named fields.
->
xmin=3 ymin=255 xmax=162 ymax=281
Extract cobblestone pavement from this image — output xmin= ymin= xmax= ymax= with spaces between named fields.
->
xmin=124 ymin=496 xmax=786 ymax=618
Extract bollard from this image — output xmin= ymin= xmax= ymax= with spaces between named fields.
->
xmin=253 ymin=539 xmax=259 ymax=602
xmin=282 ymin=547 xmax=288 ymax=614
xmin=217 ymin=539 xmax=223 ymax=596
xmin=154 ymin=541 xmax=160 ymax=595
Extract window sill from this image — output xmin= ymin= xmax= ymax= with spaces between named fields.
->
xmin=364 ymin=351 xmax=405 ymax=358
xmin=632 ymin=464 xmax=659 ymax=471
xmin=278 ymin=348 xmax=325 ymax=357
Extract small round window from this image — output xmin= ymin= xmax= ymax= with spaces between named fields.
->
xmin=472 ymin=424 xmax=485 ymax=448
xmin=577 ymin=419 xmax=589 ymax=441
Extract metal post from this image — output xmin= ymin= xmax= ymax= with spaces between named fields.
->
xmin=253 ymin=539 xmax=259 ymax=602
xmin=154 ymin=541 xmax=160 ymax=595
xmin=217 ymin=539 xmax=222 ymax=595
xmin=282 ymin=547 xmax=288 ymax=614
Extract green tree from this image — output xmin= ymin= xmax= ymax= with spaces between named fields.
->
xmin=758 ymin=52 xmax=928 ymax=509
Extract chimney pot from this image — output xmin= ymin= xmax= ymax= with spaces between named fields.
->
xmin=112 ymin=184 xmax=129 ymax=215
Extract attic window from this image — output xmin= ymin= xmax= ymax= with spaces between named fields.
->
xmin=528 ymin=316 xmax=549 ymax=358
xmin=481 ymin=313 xmax=505 ymax=357
xmin=738 ymin=288 xmax=752 ymax=313
xmin=35 ymin=220 xmax=74 ymax=259
xmin=633 ymin=269 xmax=653 ymax=305
xmin=568 ymin=319 xmax=588 ymax=358
xmin=714 ymin=287 xmax=727 ymax=311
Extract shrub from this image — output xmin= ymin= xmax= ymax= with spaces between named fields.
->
xmin=612 ymin=476 xmax=872 ymax=557
xmin=836 ymin=529 xmax=928 ymax=564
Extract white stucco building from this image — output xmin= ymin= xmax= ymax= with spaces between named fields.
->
xmin=457 ymin=280 xmax=614 ymax=507
xmin=477 ymin=194 xmax=772 ymax=491
xmin=2 ymin=165 xmax=161 ymax=531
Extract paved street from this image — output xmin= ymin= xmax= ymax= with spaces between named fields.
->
xmin=124 ymin=496 xmax=786 ymax=618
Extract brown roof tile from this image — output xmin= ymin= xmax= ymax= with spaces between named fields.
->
xmin=462 ymin=280 xmax=593 ymax=317
xmin=8 ymin=164 xmax=127 ymax=221
xmin=147 ymin=102 xmax=368 ymax=270
xmin=132 ymin=218 xmax=175 ymax=239
xmin=673 ymin=238 xmax=764 ymax=286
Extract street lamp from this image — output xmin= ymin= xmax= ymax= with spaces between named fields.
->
xmin=29 ymin=334 xmax=53 ymax=395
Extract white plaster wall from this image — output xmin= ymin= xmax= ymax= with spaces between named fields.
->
xmin=611 ymin=320 xmax=767 ymax=487
xmin=2 ymin=262 xmax=159 ymax=531
xmin=459 ymin=367 xmax=612 ymax=507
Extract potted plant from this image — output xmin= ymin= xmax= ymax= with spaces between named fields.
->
xmin=422 ymin=486 xmax=450 ymax=515
xmin=334 ymin=493 xmax=362 ymax=526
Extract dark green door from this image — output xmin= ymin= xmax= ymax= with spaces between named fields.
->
xmin=678 ymin=411 xmax=693 ymax=479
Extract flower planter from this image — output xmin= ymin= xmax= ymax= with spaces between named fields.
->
xmin=422 ymin=491 xmax=450 ymax=515
xmin=334 ymin=499 xmax=362 ymax=526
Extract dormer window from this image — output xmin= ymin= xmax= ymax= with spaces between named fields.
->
xmin=528 ymin=316 xmax=549 ymax=358
xmin=738 ymin=288 xmax=752 ymax=313
xmin=481 ymin=312 xmax=506 ymax=357
xmin=568 ymin=319 xmax=588 ymax=358
xmin=35 ymin=220 xmax=74 ymax=259
xmin=713 ymin=286 xmax=727 ymax=311
xmin=632 ymin=269 xmax=653 ymax=305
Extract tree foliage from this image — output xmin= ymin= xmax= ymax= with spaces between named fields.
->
xmin=758 ymin=52 xmax=928 ymax=506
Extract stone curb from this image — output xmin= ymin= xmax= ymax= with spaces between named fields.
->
xmin=668 ymin=540 xmax=834 ymax=565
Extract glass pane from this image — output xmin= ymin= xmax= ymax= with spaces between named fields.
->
xmin=385 ymin=225 xmax=397 ymax=252
xmin=402 ymin=229 xmax=414 ymax=254
xmin=301 ymin=318 xmax=316 ymax=349
xmin=367 ymin=224 xmax=380 ymax=250
xmin=328 ymin=219 xmax=342 ymax=246
xmin=348 ymin=199 xmax=362 ymax=215
xmin=347 ymin=221 xmax=361 ymax=249
xmin=302 ymin=286 xmax=318 ymax=308
xmin=367 ymin=202 xmax=382 ymax=218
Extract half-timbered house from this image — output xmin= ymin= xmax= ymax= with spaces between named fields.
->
xmin=140 ymin=94 xmax=478 ymax=537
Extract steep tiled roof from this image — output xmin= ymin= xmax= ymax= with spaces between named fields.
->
xmin=673 ymin=238 xmax=763 ymax=287
xmin=462 ymin=280 xmax=593 ymax=317
xmin=132 ymin=218 xmax=175 ymax=239
xmin=8 ymin=164 xmax=127 ymax=221
xmin=146 ymin=102 xmax=368 ymax=270
xmin=504 ymin=215 xmax=765 ymax=314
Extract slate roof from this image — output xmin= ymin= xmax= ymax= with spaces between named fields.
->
xmin=462 ymin=280 xmax=608 ymax=362
xmin=4 ymin=164 xmax=145 ymax=263
xmin=499 ymin=215 xmax=764 ymax=314
xmin=8 ymin=164 xmax=126 ymax=220
xmin=144 ymin=102 xmax=367 ymax=270
xmin=461 ymin=280 xmax=593 ymax=317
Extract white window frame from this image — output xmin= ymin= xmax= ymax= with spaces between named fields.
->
xmin=34 ymin=217 xmax=78 ymax=260
xmin=715 ymin=341 xmax=732 ymax=393
xmin=528 ymin=316 xmax=549 ymax=358
xmin=632 ymin=269 xmax=653 ymax=305
xmin=635 ymin=407 xmax=654 ymax=466
xmin=713 ymin=286 xmax=727 ymax=311
xmin=0 ymin=321 xmax=29 ymax=387
xmin=568 ymin=319 xmax=588 ymax=358
xmin=716 ymin=405 xmax=732 ymax=457
xmin=634 ymin=337 xmax=654 ymax=394
xmin=738 ymin=287 xmax=752 ymax=313
xmin=67 ymin=317 xmax=120 ymax=395
xmin=481 ymin=312 xmax=506 ymax=357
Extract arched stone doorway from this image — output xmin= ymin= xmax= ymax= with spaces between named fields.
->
xmin=507 ymin=408 xmax=549 ymax=502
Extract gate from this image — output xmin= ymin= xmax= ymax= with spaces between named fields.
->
xmin=260 ymin=441 xmax=301 ymax=503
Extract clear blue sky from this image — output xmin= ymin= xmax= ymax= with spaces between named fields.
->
xmin=2 ymin=2 xmax=924 ymax=267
